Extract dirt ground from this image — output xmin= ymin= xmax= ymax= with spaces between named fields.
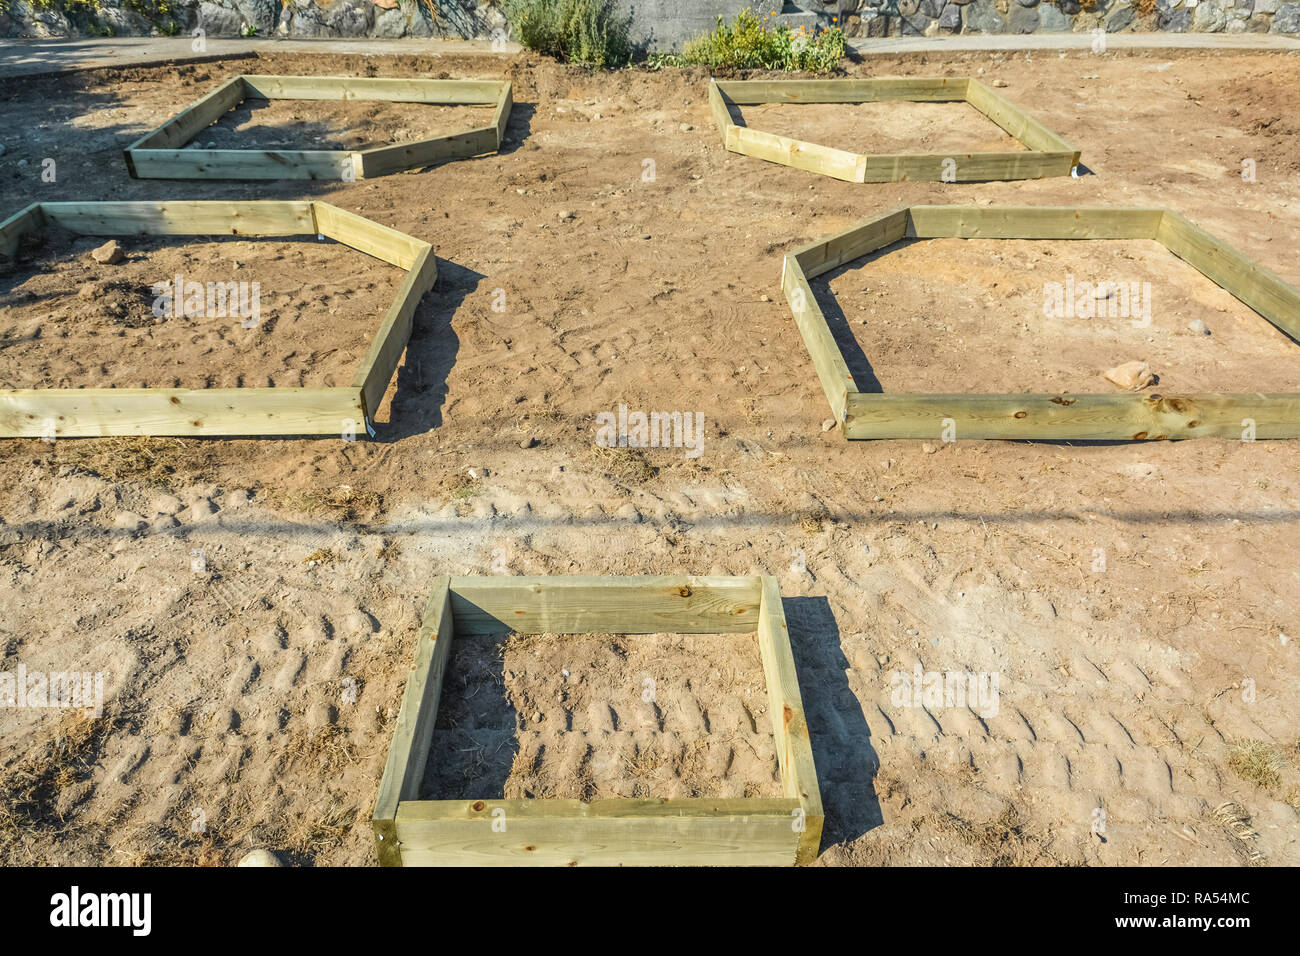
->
xmin=0 ymin=47 xmax=1298 ymax=867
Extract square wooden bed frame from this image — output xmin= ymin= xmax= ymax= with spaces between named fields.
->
xmin=784 ymin=205 xmax=1300 ymax=440
xmin=372 ymin=575 xmax=823 ymax=867
xmin=124 ymin=75 xmax=513 ymax=181
xmin=0 ymin=200 xmax=437 ymax=438
xmin=709 ymin=77 xmax=1080 ymax=184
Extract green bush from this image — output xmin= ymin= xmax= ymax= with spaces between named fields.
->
xmin=502 ymin=0 xmax=635 ymax=69
xmin=654 ymin=9 xmax=846 ymax=75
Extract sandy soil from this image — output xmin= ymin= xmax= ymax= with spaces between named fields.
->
xmin=823 ymin=237 xmax=1300 ymax=394
xmin=0 ymin=48 xmax=1298 ymax=867
xmin=425 ymin=631 xmax=780 ymax=801
xmin=203 ymin=100 xmax=499 ymax=152
xmin=739 ymin=100 xmax=1026 ymax=154
xmin=0 ymin=230 xmax=402 ymax=389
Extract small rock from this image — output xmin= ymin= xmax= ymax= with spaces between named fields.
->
xmin=236 ymin=849 xmax=283 ymax=867
xmin=680 ymin=123 xmax=694 ymax=132
xmin=822 ymin=419 xmax=836 ymax=432
xmin=76 ymin=282 xmax=99 ymax=299
xmin=922 ymin=442 xmax=937 ymax=454
xmin=520 ymin=437 xmax=538 ymax=449
xmin=1104 ymin=360 xmax=1156 ymax=391
xmin=91 ymin=240 xmax=125 ymax=265
xmin=532 ymin=711 xmax=542 ymax=722
xmin=1187 ymin=319 xmax=1211 ymax=336
xmin=992 ymin=79 xmax=1009 ymax=88
xmin=558 ymin=210 xmax=576 ymax=221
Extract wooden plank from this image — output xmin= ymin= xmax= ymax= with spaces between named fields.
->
xmin=359 ymin=126 xmax=499 ymax=179
xmin=352 ymin=245 xmax=438 ymax=418
xmin=906 ymin=205 xmax=1163 ymax=240
xmin=447 ymin=575 xmax=763 ymax=635
xmin=715 ymin=77 xmax=969 ymax=105
xmin=372 ymin=578 xmax=453 ymax=867
xmin=313 ymin=202 xmax=429 ymax=270
xmin=125 ymin=75 xmax=247 ymax=153
xmin=965 ymin=79 xmax=1080 ymax=158
xmin=842 ymin=392 xmax=1300 ymax=441
xmin=860 ymin=150 xmax=1075 ymax=184
xmin=128 ymin=148 xmax=353 ymax=181
xmin=793 ymin=207 xmax=909 ymax=279
xmin=708 ymin=80 xmax=734 ymax=145
xmin=757 ymin=577 xmax=823 ymax=865
xmin=782 ymin=255 xmax=853 ymax=421
xmin=728 ymin=124 xmax=865 ymax=183
xmin=492 ymin=81 xmax=513 ymax=145
xmin=1157 ymin=211 xmax=1300 ymax=343
xmin=395 ymin=798 xmax=800 ymax=866
xmin=240 ymin=75 xmax=505 ymax=103
xmin=39 ymin=200 xmax=315 ymax=236
xmin=0 ymin=387 xmax=363 ymax=438
xmin=0 ymin=202 xmax=45 ymax=256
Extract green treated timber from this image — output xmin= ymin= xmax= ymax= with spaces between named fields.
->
xmin=843 ymin=393 xmax=1300 ymax=441
xmin=394 ymin=798 xmax=802 ymax=867
xmin=0 ymin=386 xmax=363 ymax=438
xmin=906 ymin=205 xmax=1165 ymax=240
xmin=1157 ymin=211 xmax=1300 ymax=343
xmin=715 ymin=77 xmax=970 ymax=105
xmin=863 ymin=150 xmax=1074 ymax=184
xmin=794 ymin=206 xmax=909 ymax=279
xmin=372 ymin=578 xmax=453 ymax=867
xmin=0 ymin=202 xmax=45 ymax=256
xmin=39 ymin=200 xmax=315 ymax=236
xmin=447 ymin=575 xmax=763 ymax=635
xmin=782 ymin=256 xmax=853 ymax=421
xmin=353 ymin=245 xmax=438 ymax=418
xmin=240 ymin=75 xmax=506 ymax=103
xmin=127 ymin=149 xmax=353 ymax=181
xmin=756 ymin=576 xmax=823 ymax=865
xmin=359 ymin=126 xmax=499 ymax=178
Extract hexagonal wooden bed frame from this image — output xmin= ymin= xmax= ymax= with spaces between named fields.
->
xmin=372 ymin=575 xmax=822 ymax=867
xmin=709 ymin=77 xmax=1080 ymax=184
xmin=784 ymin=205 xmax=1300 ymax=440
xmin=0 ymin=200 xmax=437 ymax=438
xmin=124 ymin=75 xmax=513 ymax=181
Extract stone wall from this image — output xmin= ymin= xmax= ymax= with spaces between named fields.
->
xmin=2 ymin=0 xmax=1297 ymax=44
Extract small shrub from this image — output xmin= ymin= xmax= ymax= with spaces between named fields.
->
xmin=502 ymin=0 xmax=634 ymax=69
xmin=653 ymin=10 xmax=846 ymax=75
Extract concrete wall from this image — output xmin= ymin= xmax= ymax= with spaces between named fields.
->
xmin=2 ymin=0 xmax=1297 ymax=43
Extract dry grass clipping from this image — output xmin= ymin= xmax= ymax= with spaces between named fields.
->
xmin=290 ymin=483 xmax=383 ymax=522
xmin=589 ymin=445 xmax=657 ymax=486
xmin=53 ymin=437 xmax=194 ymax=487
xmin=1227 ymin=740 xmax=1284 ymax=789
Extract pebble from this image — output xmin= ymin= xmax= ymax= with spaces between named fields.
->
xmin=922 ymin=442 xmax=937 ymax=454
xmin=520 ymin=437 xmax=538 ymax=449
xmin=558 ymin=209 xmax=576 ymax=221
xmin=993 ymin=79 xmax=1009 ymax=88
xmin=680 ymin=123 xmax=693 ymax=132
xmin=236 ymin=849 xmax=283 ymax=867
xmin=1103 ymin=360 xmax=1155 ymax=391
xmin=90 ymin=240 xmax=125 ymax=265
xmin=1187 ymin=319 xmax=1211 ymax=336
xmin=822 ymin=419 xmax=836 ymax=432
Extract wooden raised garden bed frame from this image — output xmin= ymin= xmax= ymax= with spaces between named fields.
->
xmin=0 ymin=200 xmax=437 ymax=438
xmin=372 ymin=575 xmax=823 ymax=867
xmin=709 ymin=77 xmax=1080 ymax=184
xmin=784 ymin=205 xmax=1300 ymax=440
xmin=124 ymin=75 xmax=513 ymax=181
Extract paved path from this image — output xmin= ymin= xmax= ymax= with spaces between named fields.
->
xmin=849 ymin=32 xmax=1300 ymax=54
xmin=0 ymin=37 xmax=521 ymax=80
xmin=0 ymin=32 xmax=1295 ymax=80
